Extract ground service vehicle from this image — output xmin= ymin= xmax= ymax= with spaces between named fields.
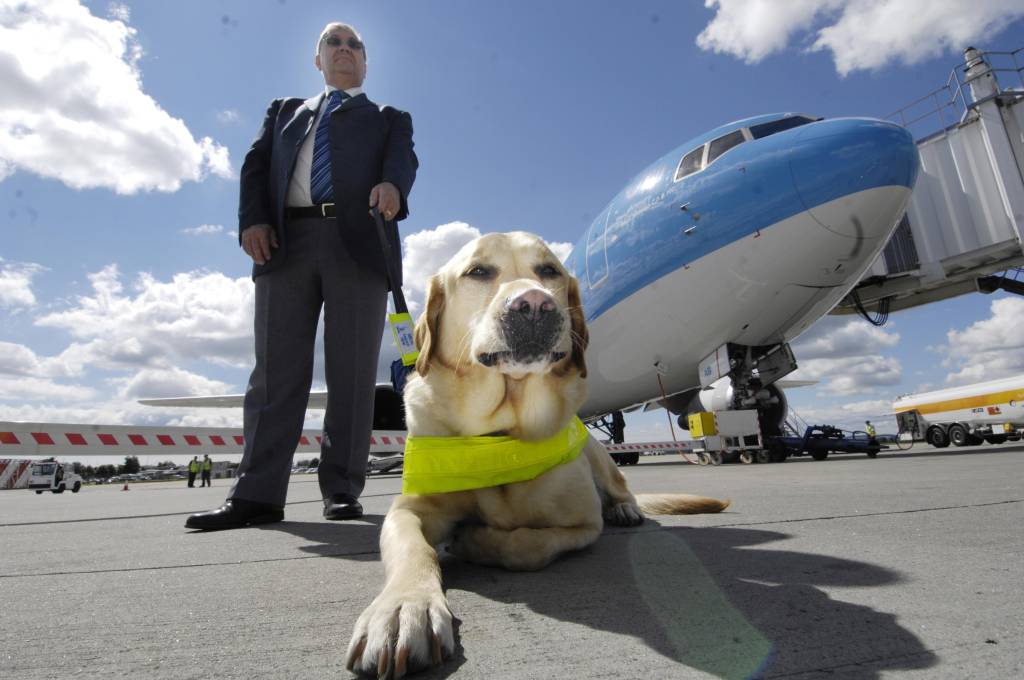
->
xmin=28 ymin=459 xmax=83 ymax=494
xmin=893 ymin=374 xmax=1024 ymax=448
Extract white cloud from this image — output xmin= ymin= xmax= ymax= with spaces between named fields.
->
xmin=0 ymin=341 xmax=42 ymax=375
xmin=548 ymin=241 xmax=573 ymax=263
xmin=0 ymin=0 xmax=232 ymax=193
xmin=697 ymin=0 xmax=840 ymax=64
xmin=788 ymin=397 xmax=897 ymax=433
xmin=0 ymin=375 xmax=96 ymax=402
xmin=794 ymin=317 xmax=899 ymax=359
xmin=35 ymin=265 xmax=255 ymax=371
xmin=0 ymin=259 xmax=43 ymax=308
xmin=697 ymin=0 xmax=1024 ymax=76
xmin=939 ymin=296 xmax=1024 ymax=385
xmin=216 ymin=109 xmax=241 ymax=124
xmin=790 ymin=317 xmax=902 ymax=395
xmin=109 ymin=366 xmax=232 ymax=400
xmin=107 ymin=2 xmax=130 ymax=23
xmin=182 ymin=223 xmax=225 ymax=236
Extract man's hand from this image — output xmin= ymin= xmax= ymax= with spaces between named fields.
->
xmin=369 ymin=182 xmax=401 ymax=221
xmin=240 ymin=224 xmax=278 ymax=265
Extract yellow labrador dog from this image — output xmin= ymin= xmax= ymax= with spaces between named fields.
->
xmin=346 ymin=232 xmax=728 ymax=678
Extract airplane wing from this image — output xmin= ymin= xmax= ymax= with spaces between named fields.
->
xmin=774 ymin=380 xmax=818 ymax=388
xmin=139 ymin=391 xmax=329 ymax=409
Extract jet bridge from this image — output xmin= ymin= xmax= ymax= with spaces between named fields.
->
xmin=833 ymin=47 xmax=1024 ymax=318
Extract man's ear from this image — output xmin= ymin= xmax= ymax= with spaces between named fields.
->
xmin=414 ymin=275 xmax=445 ymax=376
xmin=567 ymin=277 xmax=588 ymax=378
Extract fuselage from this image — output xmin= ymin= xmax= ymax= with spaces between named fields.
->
xmin=567 ymin=113 xmax=920 ymax=417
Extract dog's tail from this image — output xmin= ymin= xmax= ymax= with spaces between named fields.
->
xmin=636 ymin=494 xmax=730 ymax=515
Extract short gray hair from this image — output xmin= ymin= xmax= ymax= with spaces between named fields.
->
xmin=316 ymin=22 xmax=367 ymax=61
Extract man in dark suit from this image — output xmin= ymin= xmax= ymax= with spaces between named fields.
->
xmin=187 ymin=22 xmax=417 ymax=530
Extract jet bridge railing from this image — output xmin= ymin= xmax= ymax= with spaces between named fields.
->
xmin=885 ymin=47 xmax=1024 ymax=142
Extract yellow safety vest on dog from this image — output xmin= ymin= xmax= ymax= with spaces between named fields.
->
xmin=402 ymin=417 xmax=589 ymax=495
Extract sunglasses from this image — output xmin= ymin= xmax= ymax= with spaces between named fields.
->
xmin=323 ymin=35 xmax=364 ymax=51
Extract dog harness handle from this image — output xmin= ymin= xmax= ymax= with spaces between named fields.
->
xmin=401 ymin=417 xmax=589 ymax=495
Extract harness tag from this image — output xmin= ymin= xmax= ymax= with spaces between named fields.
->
xmin=388 ymin=312 xmax=419 ymax=366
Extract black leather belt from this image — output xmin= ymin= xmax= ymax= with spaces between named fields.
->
xmin=286 ymin=203 xmax=336 ymax=219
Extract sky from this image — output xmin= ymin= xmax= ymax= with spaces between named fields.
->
xmin=2 ymin=0 xmax=1024 ymax=459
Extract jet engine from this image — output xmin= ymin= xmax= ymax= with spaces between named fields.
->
xmin=668 ymin=377 xmax=789 ymax=436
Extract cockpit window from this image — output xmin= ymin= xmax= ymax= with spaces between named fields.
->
xmin=706 ymin=129 xmax=746 ymax=165
xmin=673 ymin=146 xmax=705 ymax=181
xmin=749 ymin=115 xmax=816 ymax=139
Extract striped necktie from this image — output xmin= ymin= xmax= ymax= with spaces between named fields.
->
xmin=310 ymin=90 xmax=348 ymax=204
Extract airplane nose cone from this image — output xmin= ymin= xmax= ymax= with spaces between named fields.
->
xmin=789 ymin=119 xmax=919 ymax=238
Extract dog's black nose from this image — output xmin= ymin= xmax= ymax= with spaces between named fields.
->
xmin=507 ymin=290 xmax=556 ymax=322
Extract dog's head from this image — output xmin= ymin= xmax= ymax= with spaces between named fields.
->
xmin=414 ymin=232 xmax=588 ymax=381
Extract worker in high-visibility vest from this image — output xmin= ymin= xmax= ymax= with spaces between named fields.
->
xmin=201 ymin=454 xmax=213 ymax=487
xmin=188 ymin=456 xmax=199 ymax=488
xmin=865 ymin=421 xmax=877 ymax=439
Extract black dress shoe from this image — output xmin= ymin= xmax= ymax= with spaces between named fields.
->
xmin=185 ymin=498 xmax=283 ymax=530
xmin=323 ymin=494 xmax=363 ymax=520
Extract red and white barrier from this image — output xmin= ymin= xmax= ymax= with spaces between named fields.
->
xmin=0 ymin=421 xmax=407 ymax=457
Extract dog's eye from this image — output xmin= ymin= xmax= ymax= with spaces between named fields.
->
xmin=535 ymin=263 xmax=562 ymax=279
xmin=464 ymin=265 xmax=495 ymax=280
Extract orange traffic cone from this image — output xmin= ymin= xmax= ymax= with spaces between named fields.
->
xmin=122 ymin=481 xmax=129 ymax=491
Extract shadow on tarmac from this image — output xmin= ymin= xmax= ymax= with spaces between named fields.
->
xmin=438 ymin=523 xmax=938 ymax=679
xmin=260 ymin=516 xmax=385 ymax=560
xmin=254 ymin=516 xmax=939 ymax=678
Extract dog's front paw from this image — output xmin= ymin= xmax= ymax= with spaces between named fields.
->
xmin=605 ymin=502 xmax=644 ymax=526
xmin=346 ymin=588 xmax=454 ymax=678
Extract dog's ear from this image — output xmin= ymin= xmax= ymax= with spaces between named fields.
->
xmin=567 ymin=276 xmax=588 ymax=378
xmin=414 ymin=274 xmax=445 ymax=376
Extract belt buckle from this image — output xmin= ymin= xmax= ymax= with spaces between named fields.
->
xmin=320 ymin=202 xmax=334 ymax=218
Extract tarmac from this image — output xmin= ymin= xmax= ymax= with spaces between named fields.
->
xmin=1 ymin=441 xmax=1022 ymax=679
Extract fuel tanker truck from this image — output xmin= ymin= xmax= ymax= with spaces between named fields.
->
xmin=893 ymin=374 xmax=1024 ymax=448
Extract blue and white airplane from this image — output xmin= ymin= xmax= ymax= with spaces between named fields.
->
xmin=566 ymin=112 xmax=918 ymax=433
xmin=142 ymin=112 xmax=920 ymax=438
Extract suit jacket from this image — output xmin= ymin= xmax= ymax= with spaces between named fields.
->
xmin=238 ymin=92 xmax=418 ymax=289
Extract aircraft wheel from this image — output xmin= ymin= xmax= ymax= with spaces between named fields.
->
xmin=756 ymin=449 xmax=771 ymax=464
xmin=926 ymin=426 xmax=949 ymax=448
xmin=948 ymin=424 xmax=970 ymax=447
xmin=709 ymin=451 xmax=723 ymax=466
xmin=739 ymin=450 xmax=754 ymax=464
xmin=72 ymin=482 xmax=82 ymax=493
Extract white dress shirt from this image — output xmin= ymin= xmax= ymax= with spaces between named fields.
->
xmin=287 ymin=86 xmax=363 ymax=207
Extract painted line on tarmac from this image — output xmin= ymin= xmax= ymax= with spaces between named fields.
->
xmin=0 ymin=492 xmax=400 ymax=528
xmin=703 ymin=497 xmax=1024 ymax=528
xmin=0 ymin=549 xmax=382 ymax=580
